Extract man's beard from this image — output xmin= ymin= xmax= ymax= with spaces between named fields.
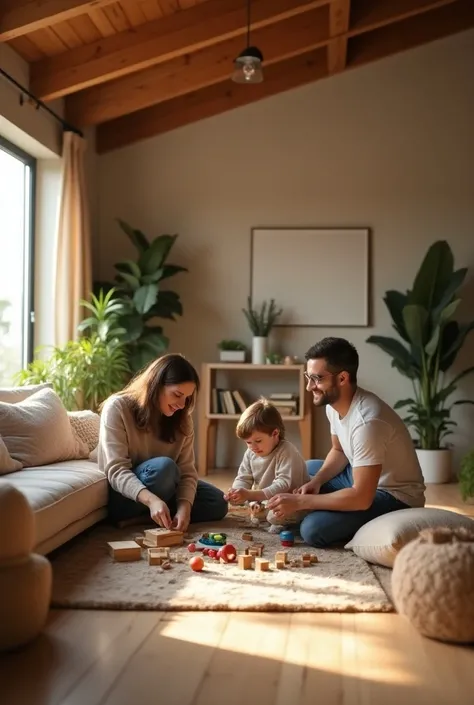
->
xmin=312 ymin=386 xmax=340 ymax=407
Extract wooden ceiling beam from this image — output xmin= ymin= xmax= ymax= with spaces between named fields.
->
xmin=30 ymin=0 xmax=331 ymax=101
xmin=97 ymin=0 xmax=473 ymax=154
xmin=96 ymin=48 xmax=328 ymax=154
xmin=328 ymin=0 xmax=351 ymax=74
xmin=0 ymin=0 xmax=116 ymax=41
xmin=347 ymin=0 xmax=474 ymax=68
xmin=65 ymin=6 xmax=330 ymax=126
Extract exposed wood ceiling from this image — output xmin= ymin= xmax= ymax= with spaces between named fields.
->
xmin=1 ymin=0 xmax=473 ymax=153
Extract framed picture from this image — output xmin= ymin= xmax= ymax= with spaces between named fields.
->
xmin=250 ymin=227 xmax=371 ymax=327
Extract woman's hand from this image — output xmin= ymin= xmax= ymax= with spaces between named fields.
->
xmin=172 ymin=501 xmax=192 ymax=532
xmin=148 ymin=497 xmax=172 ymax=528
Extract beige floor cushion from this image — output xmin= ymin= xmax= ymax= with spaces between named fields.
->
xmin=345 ymin=507 xmax=474 ymax=567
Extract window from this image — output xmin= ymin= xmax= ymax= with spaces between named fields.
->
xmin=0 ymin=138 xmax=35 ymax=385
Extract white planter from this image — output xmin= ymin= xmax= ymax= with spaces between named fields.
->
xmin=252 ymin=336 xmax=268 ymax=364
xmin=416 ymin=448 xmax=452 ymax=484
xmin=219 ymin=350 xmax=246 ymax=363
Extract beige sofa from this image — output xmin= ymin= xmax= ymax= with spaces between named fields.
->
xmin=0 ymin=383 xmax=108 ymax=555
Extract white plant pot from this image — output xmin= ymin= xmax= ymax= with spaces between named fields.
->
xmin=219 ymin=350 xmax=246 ymax=363
xmin=416 ymin=448 xmax=452 ymax=484
xmin=252 ymin=336 xmax=268 ymax=365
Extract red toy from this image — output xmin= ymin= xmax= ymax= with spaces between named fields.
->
xmin=189 ymin=556 xmax=204 ymax=571
xmin=217 ymin=544 xmax=237 ymax=563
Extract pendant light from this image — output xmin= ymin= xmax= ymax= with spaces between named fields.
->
xmin=231 ymin=0 xmax=264 ymax=84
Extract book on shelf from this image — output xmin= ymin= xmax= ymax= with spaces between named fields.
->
xmin=210 ymin=388 xmax=299 ymax=416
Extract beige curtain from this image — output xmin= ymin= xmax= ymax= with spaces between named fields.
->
xmin=54 ymin=131 xmax=92 ymax=346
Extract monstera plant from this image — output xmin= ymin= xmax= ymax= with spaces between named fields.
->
xmin=95 ymin=219 xmax=187 ymax=373
xmin=367 ymin=241 xmax=474 ymax=469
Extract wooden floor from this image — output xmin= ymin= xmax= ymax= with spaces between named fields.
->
xmin=1 ymin=474 xmax=473 ymax=705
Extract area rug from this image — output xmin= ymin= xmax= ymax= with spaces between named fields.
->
xmin=50 ymin=519 xmax=394 ymax=613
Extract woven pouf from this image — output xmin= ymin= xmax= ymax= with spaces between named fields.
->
xmin=0 ymin=482 xmax=52 ymax=651
xmin=392 ymin=527 xmax=474 ymax=643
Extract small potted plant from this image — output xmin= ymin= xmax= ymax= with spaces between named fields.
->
xmin=459 ymin=451 xmax=474 ymax=504
xmin=217 ymin=339 xmax=247 ymax=363
xmin=242 ymin=297 xmax=283 ymax=364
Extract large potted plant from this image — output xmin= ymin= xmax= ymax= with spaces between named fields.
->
xmin=367 ymin=240 xmax=474 ymax=483
xmin=242 ymin=297 xmax=283 ymax=364
xmin=95 ymin=219 xmax=187 ymax=373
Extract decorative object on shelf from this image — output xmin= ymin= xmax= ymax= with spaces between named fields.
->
xmin=459 ymin=450 xmax=474 ymax=504
xmin=392 ymin=527 xmax=474 ymax=643
xmin=217 ymin=339 xmax=247 ymax=362
xmin=231 ymin=0 xmax=263 ymax=84
xmin=266 ymin=352 xmax=282 ymax=365
xmin=284 ymin=355 xmax=294 ymax=365
xmin=242 ymin=296 xmax=283 ymax=364
xmin=93 ymin=218 xmax=187 ymax=373
xmin=367 ymin=240 xmax=474 ymax=484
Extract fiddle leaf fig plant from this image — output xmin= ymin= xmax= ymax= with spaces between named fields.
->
xmin=94 ymin=219 xmax=187 ymax=373
xmin=367 ymin=240 xmax=474 ymax=450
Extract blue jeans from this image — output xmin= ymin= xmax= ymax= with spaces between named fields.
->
xmin=108 ymin=457 xmax=228 ymax=525
xmin=299 ymin=460 xmax=409 ymax=548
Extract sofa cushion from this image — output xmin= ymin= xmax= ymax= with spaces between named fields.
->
xmin=0 ymin=383 xmax=52 ymax=403
xmin=0 ymin=388 xmax=89 ymax=468
xmin=345 ymin=507 xmax=474 ymax=568
xmin=68 ymin=410 xmax=100 ymax=454
xmin=0 ymin=436 xmax=22 ymax=475
xmin=3 ymin=460 xmax=108 ymax=547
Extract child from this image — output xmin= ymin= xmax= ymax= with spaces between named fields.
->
xmin=224 ymin=398 xmax=309 ymax=532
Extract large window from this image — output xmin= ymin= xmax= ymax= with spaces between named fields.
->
xmin=0 ymin=138 xmax=35 ymax=385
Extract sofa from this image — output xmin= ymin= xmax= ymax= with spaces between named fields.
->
xmin=0 ymin=383 xmax=108 ymax=555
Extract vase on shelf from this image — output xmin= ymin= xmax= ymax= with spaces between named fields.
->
xmin=252 ymin=336 xmax=267 ymax=364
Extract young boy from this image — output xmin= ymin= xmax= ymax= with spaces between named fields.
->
xmin=224 ymin=398 xmax=309 ymax=532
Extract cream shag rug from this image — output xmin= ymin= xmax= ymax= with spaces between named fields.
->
xmin=50 ymin=519 xmax=393 ymax=613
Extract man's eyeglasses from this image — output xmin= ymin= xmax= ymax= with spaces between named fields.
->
xmin=304 ymin=372 xmax=336 ymax=386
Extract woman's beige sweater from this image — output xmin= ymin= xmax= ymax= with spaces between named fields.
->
xmin=98 ymin=395 xmax=198 ymax=504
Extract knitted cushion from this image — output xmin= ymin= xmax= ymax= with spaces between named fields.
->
xmin=345 ymin=507 xmax=474 ymax=567
xmin=392 ymin=527 xmax=474 ymax=643
xmin=68 ymin=410 xmax=100 ymax=454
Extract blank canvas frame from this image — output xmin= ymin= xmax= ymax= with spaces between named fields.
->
xmin=250 ymin=227 xmax=371 ymax=327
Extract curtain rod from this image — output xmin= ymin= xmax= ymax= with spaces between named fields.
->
xmin=0 ymin=66 xmax=83 ymax=138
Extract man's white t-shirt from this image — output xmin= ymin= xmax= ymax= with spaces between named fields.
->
xmin=326 ymin=387 xmax=425 ymax=507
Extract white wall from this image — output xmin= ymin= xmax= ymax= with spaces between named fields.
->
xmin=97 ymin=30 xmax=474 ymax=470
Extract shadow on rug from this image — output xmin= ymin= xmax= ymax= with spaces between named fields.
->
xmin=50 ymin=518 xmax=394 ymax=613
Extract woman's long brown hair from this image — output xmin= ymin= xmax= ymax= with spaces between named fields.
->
xmin=113 ymin=353 xmax=200 ymax=443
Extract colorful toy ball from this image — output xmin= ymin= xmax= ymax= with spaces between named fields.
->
xmin=280 ymin=530 xmax=294 ymax=547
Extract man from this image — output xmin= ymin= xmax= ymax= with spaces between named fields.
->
xmin=267 ymin=337 xmax=425 ymax=548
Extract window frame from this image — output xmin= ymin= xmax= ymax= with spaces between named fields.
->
xmin=0 ymin=136 xmax=36 ymax=366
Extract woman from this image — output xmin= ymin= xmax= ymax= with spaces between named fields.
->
xmin=98 ymin=353 xmax=228 ymax=531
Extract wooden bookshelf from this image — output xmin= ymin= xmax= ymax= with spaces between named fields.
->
xmin=197 ymin=362 xmax=313 ymax=476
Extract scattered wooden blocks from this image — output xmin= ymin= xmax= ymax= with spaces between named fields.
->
xmin=275 ymin=560 xmax=285 ymax=570
xmin=255 ymin=558 xmax=270 ymax=572
xmin=238 ymin=554 xmax=253 ymax=570
xmin=275 ymin=550 xmax=288 ymax=564
xmin=144 ymin=528 xmax=184 ymax=547
xmin=108 ymin=541 xmax=141 ymax=562
xmin=249 ymin=542 xmax=264 ymax=556
xmin=310 ymin=554 xmax=318 ymax=564
xmin=134 ymin=536 xmax=146 ymax=547
xmin=239 ymin=547 xmax=249 ymax=556
xmin=147 ymin=547 xmax=171 ymax=566
xmin=242 ymin=531 xmax=253 ymax=541
xmin=302 ymin=552 xmax=311 ymax=562
xmin=302 ymin=559 xmax=311 ymax=568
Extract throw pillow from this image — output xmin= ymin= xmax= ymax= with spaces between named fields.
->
xmin=344 ymin=507 xmax=474 ymax=568
xmin=0 ymin=436 xmax=22 ymax=475
xmin=0 ymin=388 xmax=89 ymax=468
xmin=0 ymin=383 xmax=52 ymax=404
xmin=68 ymin=410 xmax=100 ymax=453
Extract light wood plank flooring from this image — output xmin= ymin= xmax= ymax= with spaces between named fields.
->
xmin=1 ymin=474 xmax=473 ymax=705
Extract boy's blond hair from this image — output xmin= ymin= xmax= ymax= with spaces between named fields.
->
xmin=236 ymin=398 xmax=285 ymax=440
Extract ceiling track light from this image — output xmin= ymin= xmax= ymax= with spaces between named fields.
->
xmin=232 ymin=0 xmax=264 ymax=84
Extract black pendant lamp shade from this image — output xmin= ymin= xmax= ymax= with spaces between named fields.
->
xmin=232 ymin=1 xmax=264 ymax=84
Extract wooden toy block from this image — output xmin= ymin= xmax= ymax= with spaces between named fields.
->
xmin=239 ymin=547 xmax=249 ymax=555
xmin=250 ymin=542 xmax=264 ymax=556
xmin=255 ymin=558 xmax=270 ymax=572
xmin=249 ymin=548 xmax=259 ymax=557
xmin=144 ymin=528 xmax=184 ymax=547
xmin=302 ymin=559 xmax=311 ymax=568
xmin=275 ymin=550 xmax=288 ymax=564
xmin=289 ymin=558 xmax=302 ymax=568
xmin=310 ymin=554 xmax=318 ymax=564
xmin=275 ymin=560 xmax=285 ymax=569
xmin=147 ymin=547 xmax=170 ymax=565
xmin=302 ymin=552 xmax=311 ymax=562
xmin=108 ymin=541 xmax=141 ymax=562
xmin=134 ymin=535 xmax=146 ymax=547
xmin=242 ymin=531 xmax=253 ymax=541
xmin=238 ymin=554 xmax=253 ymax=570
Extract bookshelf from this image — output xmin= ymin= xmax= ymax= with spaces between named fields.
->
xmin=197 ymin=362 xmax=313 ymax=476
